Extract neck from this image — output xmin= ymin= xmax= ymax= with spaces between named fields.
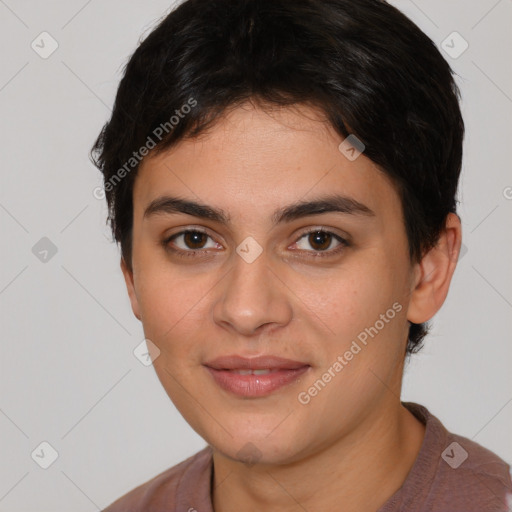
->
xmin=211 ymin=400 xmax=426 ymax=512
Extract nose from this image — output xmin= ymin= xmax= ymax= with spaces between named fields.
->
xmin=212 ymin=248 xmax=293 ymax=337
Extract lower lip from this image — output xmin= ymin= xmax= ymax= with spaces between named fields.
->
xmin=205 ymin=366 xmax=310 ymax=397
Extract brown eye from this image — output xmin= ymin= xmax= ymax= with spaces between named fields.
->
xmin=164 ymin=230 xmax=219 ymax=255
xmin=293 ymin=229 xmax=349 ymax=257
xmin=182 ymin=231 xmax=208 ymax=249
xmin=307 ymin=231 xmax=332 ymax=251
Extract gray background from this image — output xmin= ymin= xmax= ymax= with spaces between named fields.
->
xmin=0 ymin=0 xmax=511 ymax=510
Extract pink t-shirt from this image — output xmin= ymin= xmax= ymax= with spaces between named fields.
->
xmin=102 ymin=402 xmax=512 ymax=511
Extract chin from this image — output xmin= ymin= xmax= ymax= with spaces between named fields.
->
xmin=206 ymin=425 xmax=309 ymax=467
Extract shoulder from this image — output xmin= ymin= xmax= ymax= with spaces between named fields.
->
xmin=101 ymin=446 xmax=213 ymax=512
xmin=404 ymin=402 xmax=512 ymax=511
xmin=434 ymin=430 xmax=512 ymax=510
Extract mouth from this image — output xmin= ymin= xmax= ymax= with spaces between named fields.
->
xmin=203 ymin=354 xmax=311 ymax=397
xmin=220 ymin=368 xmax=283 ymax=375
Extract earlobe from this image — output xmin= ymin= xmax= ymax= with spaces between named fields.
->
xmin=120 ymin=257 xmax=142 ymax=321
xmin=407 ymin=213 xmax=462 ymax=324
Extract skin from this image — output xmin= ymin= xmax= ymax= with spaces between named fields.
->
xmin=121 ymin=100 xmax=462 ymax=511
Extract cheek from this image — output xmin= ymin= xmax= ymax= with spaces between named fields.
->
xmin=308 ymin=264 xmax=393 ymax=332
xmin=307 ymin=257 xmax=408 ymax=363
xmin=134 ymin=265 xmax=211 ymax=357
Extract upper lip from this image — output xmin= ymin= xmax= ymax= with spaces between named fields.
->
xmin=204 ymin=355 xmax=309 ymax=371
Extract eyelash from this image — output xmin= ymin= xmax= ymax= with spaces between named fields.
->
xmin=162 ymin=228 xmax=349 ymax=260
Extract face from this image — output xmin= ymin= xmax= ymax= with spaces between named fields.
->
xmin=122 ymin=101 xmax=420 ymax=465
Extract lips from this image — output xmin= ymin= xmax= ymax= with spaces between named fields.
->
xmin=225 ymin=368 xmax=280 ymax=375
xmin=204 ymin=354 xmax=309 ymax=371
xmin=203 ymin=354 xmax=310 ymax=397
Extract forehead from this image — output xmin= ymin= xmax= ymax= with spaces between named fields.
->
xmin=132 ymin=103 xmax=400 ymax=226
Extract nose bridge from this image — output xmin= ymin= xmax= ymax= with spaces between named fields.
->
xmin=213 ymin=245 xmax=291 ymax=335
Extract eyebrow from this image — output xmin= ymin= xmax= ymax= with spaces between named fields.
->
xmin=143 ymin=194 xmax=375 ymax=225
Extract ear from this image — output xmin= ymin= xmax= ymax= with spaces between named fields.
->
xmin=120 ymin=257 xmax=142 ymax=321
xmin=407 ymin=213 xmax=462 ymax=324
